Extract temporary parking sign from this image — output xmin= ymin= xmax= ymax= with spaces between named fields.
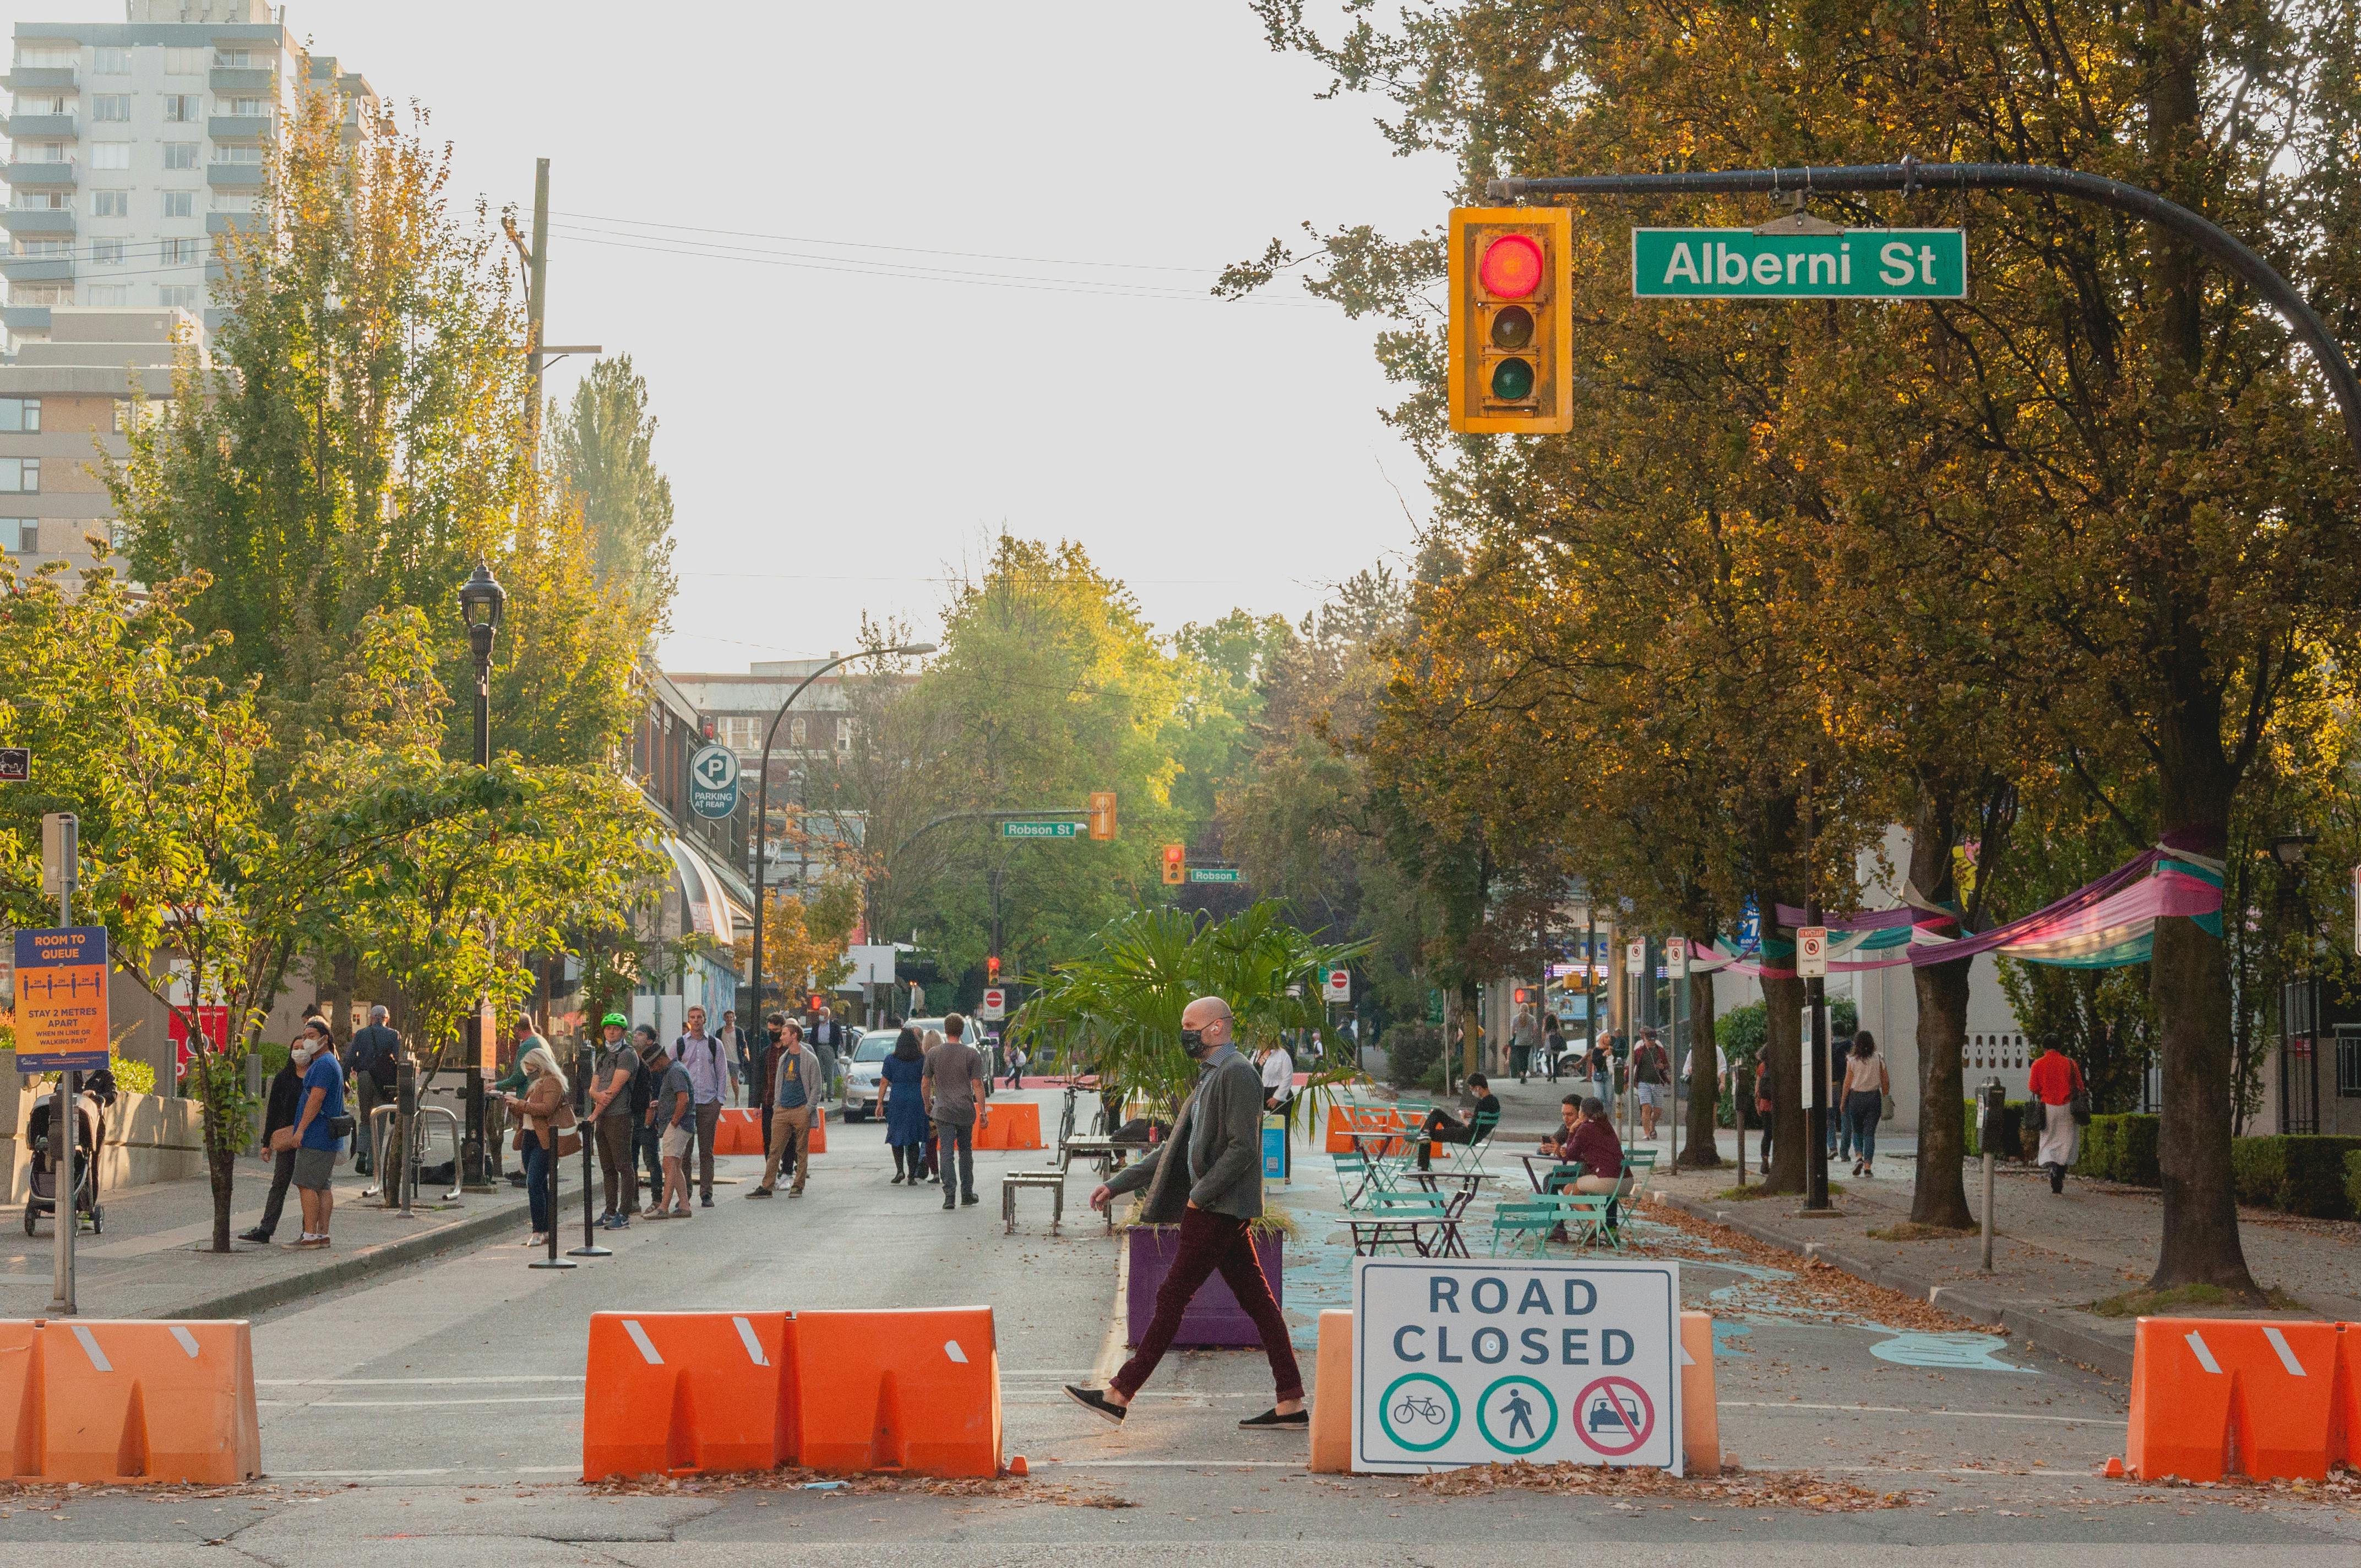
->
xmin=1352 ymin=1257 xmax=1681 ymax=1473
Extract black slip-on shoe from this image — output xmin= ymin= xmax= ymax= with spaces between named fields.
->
xmin=1064 ymin=1384 xmax=1127 ymax=1424
xmin=1239 ymin=1407 xmax=1310 ymax=1430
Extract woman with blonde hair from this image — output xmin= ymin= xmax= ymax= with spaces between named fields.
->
xmin=501 ymin=1044 xmax=569 ymax=1246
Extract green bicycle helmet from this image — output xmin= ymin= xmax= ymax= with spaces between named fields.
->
xmin=601 ymin=1011 xmax=629 ymax=1028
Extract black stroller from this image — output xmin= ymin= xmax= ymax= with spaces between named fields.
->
xmin=23 ymin=1068 xmax=111 ymax=1237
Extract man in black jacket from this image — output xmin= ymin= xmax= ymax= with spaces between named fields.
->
xmin=240 ymin=1043 xmax=311 ymax=1243
xmin=346 ymin=1005 xmax=401 ymax=1176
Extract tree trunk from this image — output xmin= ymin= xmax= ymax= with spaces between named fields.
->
xmin=1760 ymin=971 xmax=1807 ymax=1193
xmin=1905 ymin=791 xmax=1974 ymax=1229
xmin=1678 ymin=960 xmax=1721 ymax=1168
xmin=2149 ymin=847 xmax=2259 ymax=1293
xmin=204 ymin=1086 xmax=235 ymax=1253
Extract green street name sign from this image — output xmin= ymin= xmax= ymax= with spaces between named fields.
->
xmin=1187 ymin=867 xmax=1242 ymax=884
xmin=1001 ymin=820 xmax=1080 ymax=839
xmin=1631 ymin=228 xmax=1966 ymax=299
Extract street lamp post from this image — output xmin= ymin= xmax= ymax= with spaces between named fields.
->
xmin=745 ymin=643 xmax=934 ymax=1137
xmin=458 ymin=561 xmax=507 ymax=1189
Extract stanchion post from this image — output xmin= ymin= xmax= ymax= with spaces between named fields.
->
xmin=569 ymin=1043 xmax=610 ymax=1259
xmin=1978 ymin=1076 xmax=2004 ymax=1272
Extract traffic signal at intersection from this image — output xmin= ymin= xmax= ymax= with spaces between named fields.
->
xmin=1162 ymin=844 xmax=1186 ymax=885
xmin=1089 ymin=790 xmax=1117 ymax=840
xmin=1448 ymin=206 xmax=1574 ymax=434
xmin=987 ymin=954 xmax=1001 ymax=983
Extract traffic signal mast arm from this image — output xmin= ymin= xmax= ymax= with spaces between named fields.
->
xmin=1486 ymin=160 xmax=2361 ymax=465
xmin=889 ymin=806 xmax=1096 ymax=863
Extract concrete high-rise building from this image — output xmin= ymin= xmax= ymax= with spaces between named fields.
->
xmin=3 ymin=2 xmax=376 ymax=348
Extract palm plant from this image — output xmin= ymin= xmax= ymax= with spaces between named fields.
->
xmin=1009 ymin=900 xmax=1368 ymax=1115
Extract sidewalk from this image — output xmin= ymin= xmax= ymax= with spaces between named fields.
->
xmin=0 ymin=1145 xmax=542 ymax=1322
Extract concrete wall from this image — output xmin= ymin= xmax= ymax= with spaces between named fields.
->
xmin=0 ymin=1060 xmax=209 ymax=1205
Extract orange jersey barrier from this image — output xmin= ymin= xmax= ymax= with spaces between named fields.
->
xmin=2122 ymin=1316 xmax=2351 ymax=1482
xmin=1308 ymin=1309 xmax=1353 ymax=1473
xmin=1679 ymin=1310 xmax=1720 ymax=1477
xmin=807 ymin=1106 xmax=828 ymax=1154
xmin=713 ymin=1109 xmax=765 ymax=1156
xmin=793 ymin=1308 xmax=1000 ymax=1477
xmin=2 ymin=1319 xmax=259 ymax=1485
xmin=581 ymin=1311 xmax=794 ymax=1482
xmin=972 ymin=1102 xmax=1042 ymax=1151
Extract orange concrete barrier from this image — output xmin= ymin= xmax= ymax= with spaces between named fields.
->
xmin=973 ymin=1102 xmax=1042 ymax=1151
xmin=1680 ymin=1310 xmax=1720 ymax=1477
xmin=1308 ymin=1309 xmax=1353 ymax=1473
xmin=793 ymin=1308 xmax=1000 ymax=1477
xmin=581 ymin=1311 xmax=794 ymax=1481
xmin=807 ymin=1106 xmax=828 ymax=1154
xmin=3 ymin=1319 xmax=259 ymax=1484
xmin=714 ymin=1109 xmax=764 ymax=1156
xmin=2122 ymin=1316 xmax=2347 ymax=1482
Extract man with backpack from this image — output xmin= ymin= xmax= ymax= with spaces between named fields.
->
xmin=586 ymin=1012 xmax=640 ymax=1229
xmin=672 ymin=1005 xmax=736 ymax=1207
xmin=346 ymin=1005 xmax=401 ymax=1177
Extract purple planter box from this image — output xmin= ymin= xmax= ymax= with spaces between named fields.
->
xmin=1125 ymin=1223 xmax=1285 ymax=1348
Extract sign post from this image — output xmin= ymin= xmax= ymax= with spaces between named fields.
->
xmin=21 ymin=812 xmax=102 ymax=1316
xmin=1352 ymin=1257 xmax=1682 ymax=1473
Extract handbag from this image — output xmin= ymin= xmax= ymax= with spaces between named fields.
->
xmin=553 ymin=1101 xmax=582 ymax=1159
xmin=2025 ymin=1096 xmax=2047 ymax=1133
xmin=2069 ymin=1086 xmax=2092 ymax=1126
xmin=328 ymin=1114 xmax=357 ymax=1139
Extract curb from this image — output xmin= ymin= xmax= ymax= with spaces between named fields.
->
xmin=139 ymin=1191 xmax=538 ymax=1323
xmin=1655 ymin=1190 xmax=2134 ymax=1380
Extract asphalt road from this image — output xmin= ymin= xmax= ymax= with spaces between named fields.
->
xmin=2 ymin=1088 xmax=2353 ymax=1561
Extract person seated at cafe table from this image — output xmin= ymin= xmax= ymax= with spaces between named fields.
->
xmin=1538 ymin=1095 xmax=1623 ymax=1196
xmin=1417 ymin=1073 xmax=1499 ymax=1171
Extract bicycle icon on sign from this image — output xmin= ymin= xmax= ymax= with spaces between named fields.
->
xmin=1391 ymin=1392 xmax=1450 ymax=1427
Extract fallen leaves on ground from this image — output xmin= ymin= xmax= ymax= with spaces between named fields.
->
xmin=1636 ymin=1201 xmax=1997 ymax=1333
xmin=1416 ymin=1461 xmax=1911 ymax=1510
xmin=581 ymin=1466 xmax=1128 ymax=1507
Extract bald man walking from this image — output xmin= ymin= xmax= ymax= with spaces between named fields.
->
xmin=1067 ymin=997 xmax=1305 ymax=1432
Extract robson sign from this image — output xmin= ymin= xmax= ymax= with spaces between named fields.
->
xmin=1633 ymin=227 xmax=1966 ymax=299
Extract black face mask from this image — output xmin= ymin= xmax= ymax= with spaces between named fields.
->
xmin=1180 ymin=1028 xmax=1211 ymax=1058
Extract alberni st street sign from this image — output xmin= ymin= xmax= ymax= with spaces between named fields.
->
xmin=1001 ymin=820 xmax=1081 ymax=839
xmin=1633 ymin=228 xmax=1966 ymax=298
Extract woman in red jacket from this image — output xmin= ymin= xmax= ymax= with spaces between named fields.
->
xmin=2026 ymin=1043 xmax=2086 ymax=1195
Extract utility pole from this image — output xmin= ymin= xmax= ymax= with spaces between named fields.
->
xmin=525 ymin=157 xmax=548 ymax=454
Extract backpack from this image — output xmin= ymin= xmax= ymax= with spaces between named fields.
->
xmin=628 ymin=1053 xmax=656 ymax=1117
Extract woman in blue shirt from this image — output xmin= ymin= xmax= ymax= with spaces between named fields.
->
xmin=879 ymin=1027 xmax=930 ymax=1184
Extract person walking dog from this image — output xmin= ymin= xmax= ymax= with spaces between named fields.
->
xmin=1066 ymin=996 xmax=1305 ymax=1432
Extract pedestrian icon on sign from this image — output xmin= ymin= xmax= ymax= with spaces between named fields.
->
xmin=1500 ymin=1386 xmax=1536 ymax=1443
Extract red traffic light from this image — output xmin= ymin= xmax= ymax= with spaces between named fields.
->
xmin=987 ymin=955 xmax=1001 ymax=982
xmin=1477 ymin=233 xmax=1546 ymax=298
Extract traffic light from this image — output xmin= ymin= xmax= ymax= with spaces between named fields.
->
xmin=987 ymin=954 xmax=1001 ymax=983
xmin=1448 ymin=206 xmax=1573 ymax=434
xmin=1089 ymin=790 xmax=1117 ymax=840
xmin=1162 ymin=844 xmax=1187 ymax=885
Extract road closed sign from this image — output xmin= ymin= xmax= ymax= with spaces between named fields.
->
xmin=1352 ymin=1257 xmax=1681 ymax=1474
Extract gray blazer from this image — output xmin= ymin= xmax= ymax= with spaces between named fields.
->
xmin=1107 ymin=1048 xmax=1266 ymax=1222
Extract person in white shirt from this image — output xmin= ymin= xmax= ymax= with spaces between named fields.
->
xmin=1259 ymin=1041 xmax=1296 ymax=1177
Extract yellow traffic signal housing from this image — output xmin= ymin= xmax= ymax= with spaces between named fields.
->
xmin=1448 ymin=206 xmax=1573 ymax=434
xmin=1162 ymin=845 xmax=1186 ymax=885
xmin=1089 ymin=790 xmax=1117 ymax=840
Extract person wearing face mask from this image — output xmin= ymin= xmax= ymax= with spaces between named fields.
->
xmin=240 ymin=1037 xmax=312 ymax=1244
xmin=1066 ymin=997 xmax=1305 ymax=1433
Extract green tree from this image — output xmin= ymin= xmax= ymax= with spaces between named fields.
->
xmin=550 ymin=355 xmax=679 ymax=643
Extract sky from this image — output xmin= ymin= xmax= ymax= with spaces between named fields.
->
xmin=266 ymin=1 xmax=1457 ymax=672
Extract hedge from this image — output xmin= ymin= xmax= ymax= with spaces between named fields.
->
xmin=2074 ymin=1114 xmax=2161 ymax=1186
xmin=2347 ymin=1150 xmax=2361 ymax=1222
xmin=2228 ymin=1135 xmax=2361 ymax=1220
xmin=1381 ymin=1024 xmax=1443 ymax=1091
xmin=1961 ymin=1097 xmax=2033 ymax=1160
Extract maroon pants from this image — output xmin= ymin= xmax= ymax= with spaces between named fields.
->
xmin=1113 ymin=1205 xmax=1303 ymax=1402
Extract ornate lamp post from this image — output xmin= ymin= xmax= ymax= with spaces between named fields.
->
xmin=458 ymin=560 xmax=507 ymax=1188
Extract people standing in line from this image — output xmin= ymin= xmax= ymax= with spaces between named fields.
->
xmin=748 ymin=1021 xmax=821 ymax=1198
xmin=719 ymin=1009 xmax=752 ymax=1107
xmin=1066 ymin=996 xmax=1304 ymax=1433
xmin=806 ymin=1008 xmax=847 ymax=1102
xmin=2027 ymin=1038 xmax=2088 ymax=1195
xmin=671 ymin=1005 xmax=734 ymax=1208
xmin=1841 ymin=1031 xmax=1891 ymax=1178
xmin=922 ymin=1012 xmax=988 ymax=1210
xmin=649 ymin=1038 xmax=695 ymax=1219
xmin=502 ymin=1044 xmax=568 ymax=1247
xmin=1752 ymin=1053 xmax=1777 ymax=1165
xmin=879 ymin=1026 xmax=930 ymax=1184
xmin=1631 ymin=1028 xmax=1669 ymax=1142
xmin=753 ymin=1012 xmax=787 ymax=1156
xmin=1417 ymin=1072 xmax=1498 ymax=1172
xmin=586 ymin=1012 xmax=639 ymax=1229
xmin=240 ymin=1038 xmax=309 ymax=1244
xmin=630 ymin=1023 xmax=665 ymax=1212
xmin=1510 ymin=1004 xmax=1538 ymax=1084
xmin=1541 ymin=1014 xmax=1565 ymax=1083
xmin=285 ymin=1024 xmax=348 ymax=1250
xmin=346 ymin=1005 xmax=400 ymax=1178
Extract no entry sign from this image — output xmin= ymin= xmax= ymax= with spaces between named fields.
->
xmin=1352 ymin=1257 xmax=1682 ymax=1473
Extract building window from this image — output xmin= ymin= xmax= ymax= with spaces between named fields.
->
xmin=93 ymin=95 xmax=133 ymax=122
xmin=163 ymin=143 xmax=199 ymax=171
xmin=14 ymin=47 xmax=74 ymax=68
xmin=835 ymin=717 xmax=853 ymax=753
xmin=162 ymin=94 xmax=202 ymax=123
xmin=0 ymin=399 xmax=41 ymax=434
xmin=161 ymin=238 xmax=202 ymax=265
xmin=91 ymin=239 xmax=126 ymax=266
xmin=211 ymin=192 xmax=253 ymax=213
xmin=13 ymin=190 xmax=74 ymax=211
xmin=789 ymin=716 xmax=807 ymax=747
xmin=114 ymin=398 xmax=168 ymax=433
xmin=213 ymin=145 xmax=264 ymax=165
xmin=10 ymin=285 xmax=72 ymax=306
xmin=92 ymin=143 xmax=133 ymax=171
xmin=0 ymin=459 xmax=40 ymax=495
xmin=87 ymin=285 xmax=130 ymax=306
xmin=158 ymin=285 xmax=199 ymax=308
xmin=19 ymin=241 xmax=72 ymax=259
xmin=166 ymin=47 xmax=207 ymax=75
xmin=162 ymin=191 xmax=196 ymax=219
xmin=93 ymin=190 xmax=130 ymax=218
xmin=93 ymin=47 xmax=132 ymax=75
xmin=221 ymin=97 xmax=268 ymax=117
xmin=214 ymin=50 xmax=254 ymax=68
xmin=1 ymin=520 xmax=34 ymax=554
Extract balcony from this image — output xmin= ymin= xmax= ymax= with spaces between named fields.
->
xmin=205 ymin=211 xmax=255 ymax=235
xmin=205 ymin=164 xmax=264 ymax=189
xmin=2 ymin=306 xmax=53 ymax=333
xmin=207 ymin=115 xmax=273 ymax=144
xmin=2 ymin=67 xmax=75 ymax=92
xmin=209 ymin=67 xmax=276 ymax=95
xmin=0 ymin=256 xmax=71 ymax=284
xmin=1 ymin=210 xmax=75 ymax=235
xmin=5 ymin=114 xmax=77 ymax=139
xmin=3 ymin=161 xmax=77 ymax=186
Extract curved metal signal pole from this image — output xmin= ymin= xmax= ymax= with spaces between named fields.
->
xmin=1490 ymin=160 xmax=2361 ymax=465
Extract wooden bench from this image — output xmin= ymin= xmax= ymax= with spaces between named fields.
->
xmin=1001 ymin=1168 xmax=1067 ymax=1234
